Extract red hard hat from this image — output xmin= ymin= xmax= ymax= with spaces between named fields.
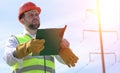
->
xmin=18 ymin=2 xmax=41 ymax=22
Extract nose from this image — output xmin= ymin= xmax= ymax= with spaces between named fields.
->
xmin=34 ymin=14 xmax=39 ymax=19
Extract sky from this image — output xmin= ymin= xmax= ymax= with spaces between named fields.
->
xmin=0 ymin=0 xmax=120 ymax=73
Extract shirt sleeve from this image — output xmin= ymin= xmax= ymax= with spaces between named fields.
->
xmin=3 ymin=35 xmax=23 ymax=66
xmin=55 ymin=55 xmax=65 ymax=64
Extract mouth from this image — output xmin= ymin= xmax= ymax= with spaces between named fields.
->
xmin=32 ymin=19 xmax=39 ymax=24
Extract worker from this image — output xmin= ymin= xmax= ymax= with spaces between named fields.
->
xmin=3 ymin=2 xmax=79 ymax=73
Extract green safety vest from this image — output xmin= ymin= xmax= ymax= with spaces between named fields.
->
xmin=12 ymin=34 xmax=55 ymax=73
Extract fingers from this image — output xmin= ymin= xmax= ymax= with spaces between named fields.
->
xmin=61 ymin=52 xmax=78 ymax=68
xmin=33 ymin=43 xmax=45 ymax=54
xmin=30 ymin=39 xmax=45 ymax=54
xmin=67 ymin=56 xmax=78 ymax=67
xmin=69 ymin=53 xmax=79 ymax=63
xmin=63 ymin=49 xmax=79 ymax=67
xmin=60 ymin=39 xmax=70 ymax=48
xmin=62 ymin=39 xmax=70 ymax=47
xmin=33 ymin=39 xmax=45 ymax=44
xmin=66 ymin=58 xmax=78 ymax=68
xmin=65 ymin=59 xmax=76 ymax=68
xmin=59 ymin=47 xmax=79 ymax=68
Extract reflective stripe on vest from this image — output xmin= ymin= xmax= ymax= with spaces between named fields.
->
xmin=12 ymin=34 xmax=55 ymax=73
xmin=13 ymin=65 xmax=54 ymax=73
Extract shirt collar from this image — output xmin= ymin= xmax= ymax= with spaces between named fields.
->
xmin=22 ymin=29 xmax=36 ymax=38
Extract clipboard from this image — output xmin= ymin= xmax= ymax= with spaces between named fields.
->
xmin=35 ymin=25 xmax=67 ymax=55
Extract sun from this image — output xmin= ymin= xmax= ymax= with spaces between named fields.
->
xmin=97 ymin=0 xmax=119 ymax=29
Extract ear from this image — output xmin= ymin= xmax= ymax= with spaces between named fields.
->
xmin=20 ymin=18 xmax=25 ymax=24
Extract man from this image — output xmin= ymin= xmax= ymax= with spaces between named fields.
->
xmin=4 ymin=2 xmax=79 ymax=73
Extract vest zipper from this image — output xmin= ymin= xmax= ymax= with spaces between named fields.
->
xmin=44 ymin=56 xmax=46 ymax=73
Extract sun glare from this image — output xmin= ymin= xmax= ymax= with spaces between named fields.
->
xmin=97 ymin=0 xmax=119 ymax=29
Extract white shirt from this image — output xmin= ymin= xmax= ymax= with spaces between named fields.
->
xmin=3 ymin=29 xmax=64 ymax=66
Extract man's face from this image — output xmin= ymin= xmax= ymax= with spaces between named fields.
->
xmin=23 ymin=10 xmax=40 ymax=30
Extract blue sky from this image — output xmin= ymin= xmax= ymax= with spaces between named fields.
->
xmin=0 ymin=0 xmax=120 ymax=73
